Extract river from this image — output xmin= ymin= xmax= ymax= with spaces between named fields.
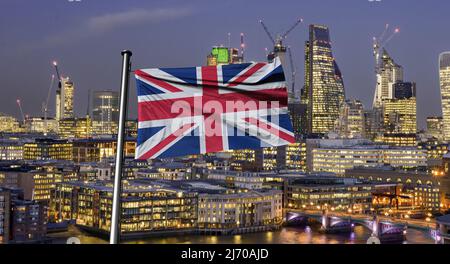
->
xmin=48 ymin=223 xmax=435 ymax=244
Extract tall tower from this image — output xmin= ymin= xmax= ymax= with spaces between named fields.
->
xmin=55 ymin=77 xmax=74 ymax=120
xmin=302 ymin=25 xmax=345 ymax=135
xmin=92 ymin=91 xmax=119 ymax=135
xmin=385 ymin=82 xmax=417 ymax=136
xmin=440 ymin=52 xmax=450 ymax=141
xmin=372 ymin=49 xmax=403 ymax=108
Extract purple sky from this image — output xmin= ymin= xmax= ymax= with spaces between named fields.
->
xmin=1 ymin=0 xmax=449 ymax=129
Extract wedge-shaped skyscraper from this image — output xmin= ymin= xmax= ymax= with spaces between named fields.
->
xmin=301 ymin=25 xmax=345 ymax=135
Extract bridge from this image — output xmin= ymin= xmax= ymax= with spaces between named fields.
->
xmin=286 ymin=210 xmax=407 ymax=243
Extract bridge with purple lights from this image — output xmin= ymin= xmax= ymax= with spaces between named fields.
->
xmin=286 ymin=211 xmax=407 ymax=243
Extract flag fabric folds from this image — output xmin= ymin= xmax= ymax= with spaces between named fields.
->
xmin=135 ymin=57 xmax=295 ymax=160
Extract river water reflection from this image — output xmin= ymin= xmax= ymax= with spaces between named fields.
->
xmin=50 ymin=224 xmax=434 ymax=244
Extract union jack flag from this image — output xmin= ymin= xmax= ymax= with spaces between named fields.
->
xmin=135 ymin=57 xmax=295 ymax=160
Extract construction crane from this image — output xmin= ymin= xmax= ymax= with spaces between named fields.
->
xmin=16 ymin=99 xmax=25 ymax=123
xmin=53 ymin=60 xmax=62 ymax=88
xmin=259 ymin=18 xmax=303 ymax=101
xmin=371 ymin=24 xmax=400 ymax=108
xmin=260 ymin=20 xmax=276 ymax=46
xmin=240 ymin=33 xmax=245 ymax=61
xmin=42 ymin=74 xmax=55 ymax=134
xmin=373 ymin=24 xmax=400 ymax=73
xmin=287 ymin=46 xmax=296 ymax=99
xmin=53 ymin=60 xmax=64 ymax=121
xmin=259 ymin=18 xmax=303 ymax=55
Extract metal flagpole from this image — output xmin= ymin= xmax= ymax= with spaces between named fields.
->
xmin=110 ymin=50 xmax=132 ymax=244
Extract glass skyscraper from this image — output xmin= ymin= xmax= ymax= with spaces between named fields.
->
xmin=302 ymin=24 xmax=345 ymax=135
xmin=440 ymin=52 xmax=450 ymax=141
xmin=91 ymin=91 xmax=119 ymax=135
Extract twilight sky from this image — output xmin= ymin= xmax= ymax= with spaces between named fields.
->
xmin=1 ymin=0 xmax=449 ymax=129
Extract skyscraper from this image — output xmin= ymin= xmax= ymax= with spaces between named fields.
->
xmin=55 ymin=77 xmax=75 ymax=120
xmin=373 ymin=49 xmax=403 ymax=108
xmin=336 ymin=99 xmax=365 ymax=139
xmin=91 ymin=91 xmax=119 ymax=135
xmin=301 ymin=24 xmax=345 ymax=135
xmin=439 ymin=52 xmax=450 ymax=141
xmin=383 ymin=97 xmax=417 ymax=134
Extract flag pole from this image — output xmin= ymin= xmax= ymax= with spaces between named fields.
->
xmin=110 ymin=50 xmax=132 ymax=244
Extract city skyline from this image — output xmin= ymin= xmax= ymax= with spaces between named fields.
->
xmin=1 ymin=0 xmax=450 ymax=247
xmin=1 ymin=0 xmax=450 ymax=130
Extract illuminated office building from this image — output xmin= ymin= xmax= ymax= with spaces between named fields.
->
xmin=31 ymin=170 xmax=78 ymax=203
xmin=419 ymin=139 xmax=448 ymax=161
xmin=285 ymin=176 xmax=373 ymax=213
xmin=229 ymin=149 xmax=257 ymax=171
xmin=137 ymin=162 xmax=188 ymax=181
xmin=73 ymin=117 xmax=92 ymax=138
xmin=58 ymin=117 xmax=92 ymax=139
xmin=440 ymin=52 xmax=450 ymax=141
xmin=197 ymin=190 xmax=283 ymax=232
xmin=24 ymin=117 xmax=58 ymax=134
xmin=383 ymin=97 xmax=417 ymax=134
xmin=23 ymin=139 xmax=73 ymax=161
xmin=255 ymin=147 xmax=283 ymax=171
xmin=91 ymin=91 xmax=119 ymax=135
xmin=302 ymin=25 xmax=345 ymax=135
xmin=307 ymin=138 xmax=427 ymax=175
xmin=56 ymin=77 xmax=74 ymax=120
xmin=72 ymin=138 xmax=136 ymax=162
xmin=310 ymin=146 xmax=427 ymax=175
xmin=58 ymin=118 xmax=76 ymax=139
xmin=285 ymin=142 xmax=307 ymax=171
xmin=0 ymin=114 xmax=21 ymax=133
xmin=336 ymin=99 xmax=365 ymax=139
xmin=427 ymin=116 xmax=444 ymax=140
xmin=0 ymin=165 xmax=78 ymax=204
xmin=379 ymin=80 xmax=417 ymax=146
xmin=51 ymin=180 xmax=198 ymax=235
xmin=206 ymin=170 xmax=265 ymax=190
xmin=413 ymin=185 xmax=441 ymax=212
xmin=0 ymin=140 xmax=23 ymax=161
xmin=229 ymin=143 xmax=306 ymax=172
xmin=375 ymin=133 xmax=417 ymax=147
